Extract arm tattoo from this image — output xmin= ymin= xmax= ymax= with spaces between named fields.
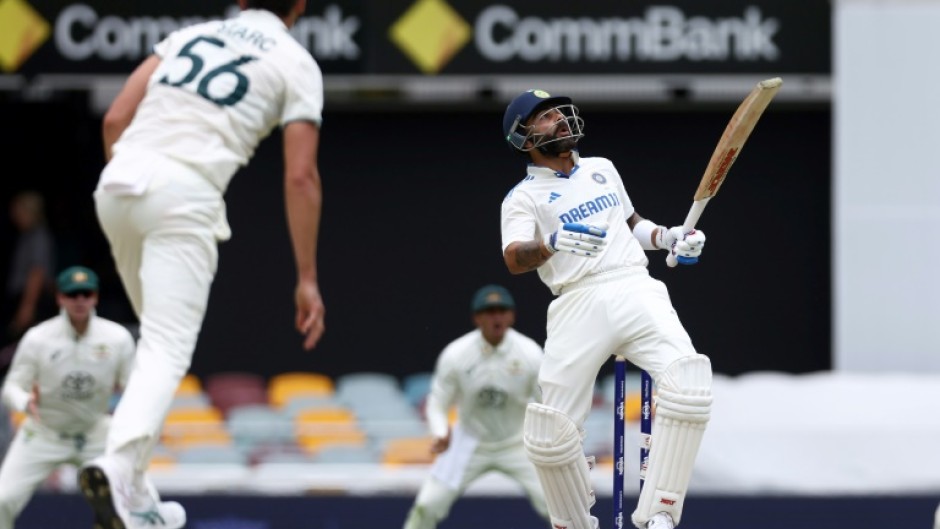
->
xmin=513 ymin=240 xmax=550 ymax=271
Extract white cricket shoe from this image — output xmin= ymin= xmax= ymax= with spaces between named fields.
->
xmin=78 ymin=456 xmax=186 ymax=529
xmin=646 ymin=512 xmax=675 ymax=529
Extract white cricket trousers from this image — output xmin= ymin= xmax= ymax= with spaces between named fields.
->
xmin=0 ymin=417 xmax=109 ymax=528
xmin=94 ymin=154 xmax=226 ymax=474
xmin=540 ymin=267 xmax=698 ymax=427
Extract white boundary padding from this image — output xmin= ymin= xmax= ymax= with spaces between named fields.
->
xmin=834 ymin=0 xmax=940 ymax=372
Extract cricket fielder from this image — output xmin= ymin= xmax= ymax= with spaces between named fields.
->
xmin=499 ymin=90 xmax=713 ymax=529
xmin=0 ymin=267 xmax=134 ymax=528
xmin=403 ymin=285 xmax=549 ymax=529
xmin=79 ymin=0 xmax=326 ymax=527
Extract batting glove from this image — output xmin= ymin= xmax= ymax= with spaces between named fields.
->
xmin=544 ymin=222 xmax=609 ymax=258
xmin=660 ymin=227 xmax=706 ymax=264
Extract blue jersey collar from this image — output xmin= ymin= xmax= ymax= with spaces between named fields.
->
xmin=526 ymin=151 xmax=581 ymax=179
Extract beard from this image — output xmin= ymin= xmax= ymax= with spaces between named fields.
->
xmin=538 ymin=134 xmax=579 ymax=156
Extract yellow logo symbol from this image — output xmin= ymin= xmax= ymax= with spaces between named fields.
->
xmin=0 ymin=0 xmax=50 ymax=73
xmin=532 ymin=90 xmax=551 ymax=98
xmin=73 ymin=271 xmax=88 ymax=282
xmin=389 ymin=0 xmax=471 ymax=74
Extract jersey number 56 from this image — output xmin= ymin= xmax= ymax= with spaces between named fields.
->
xmin=159 ymin=36 xmax=256 ymax=107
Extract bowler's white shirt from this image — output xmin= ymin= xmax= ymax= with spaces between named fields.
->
xmin=1 ymin=312 xmax=135 ymax=434
xmin=112 ymin=9 xmax=324 ymax=193
xmin=501 ymin=151 xmax=649 ymax=295
xmin=425 ymin=328 xmax=542 ymax=445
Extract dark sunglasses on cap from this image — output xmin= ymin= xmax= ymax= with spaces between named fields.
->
xmin=64 ymin=290 xmax=95 ymax=299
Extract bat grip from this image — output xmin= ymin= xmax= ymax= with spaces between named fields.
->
xmin=666 ymin=198 xmax=710 ymax=268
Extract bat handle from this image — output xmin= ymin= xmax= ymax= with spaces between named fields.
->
xmin=666 ymin=198 xmax=710 ymax=268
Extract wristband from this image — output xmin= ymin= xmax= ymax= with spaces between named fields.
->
xmin=632 ymin=219 xmax=662 ymax=251
xmin=542 ymin=232 xmax=558 ymax=254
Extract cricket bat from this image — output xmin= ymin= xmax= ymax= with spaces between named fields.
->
xmin=667 ymin=76 xmax=783 ymax=267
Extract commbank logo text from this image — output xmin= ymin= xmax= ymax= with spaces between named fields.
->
xmin=1 ymin=2 xmax=360 ymax=72
xmin=390 ymin=2 xmax=781 ymax=74
xmin=476 ymin=5 xmax=779 ymax=63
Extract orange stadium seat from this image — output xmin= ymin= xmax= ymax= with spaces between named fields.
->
xmin=625 ymin=391 xmax=643 ymax=422
xmin=268 ymin=371 xmax=334 ymax=408
xmin=382 ymin=437 xmax=437 ymax=466
xmin=175 ymin=374 xmax=203 ymax=396
xmin=162 ymin=407 xmax=231 ymax=448
xmin=294 ymin=406 xmax=365 ymax=453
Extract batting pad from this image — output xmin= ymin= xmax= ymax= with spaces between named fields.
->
xmin=632 ymin=354 xmax=712 ymax=528
xmin=524 ymin=403 xmax=597 ymax=529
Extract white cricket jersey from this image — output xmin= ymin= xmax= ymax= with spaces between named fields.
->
xmin=112 ymin=9 xmax=324 ymax=193
xmin=501 ymin=151 xmax=649 ymax=295
xmin=1 ymin=312 xmax=135 ymax=434
xmin=425 ymin=328 xmax=542 ymax=445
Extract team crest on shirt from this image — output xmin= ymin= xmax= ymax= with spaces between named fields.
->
xmin=477 ymin=386 xmax=508 ymax=409
xmin=62 ymin=371 xmax=96 ymax=400
xmin=591 ymin=173 xmax=607 ymax=184
xmin=93 ymin=344 xmax=110 ymax=359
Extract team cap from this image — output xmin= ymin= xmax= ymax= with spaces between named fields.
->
xmin=57 ymin=266 xmax=99 ymax=294
xmin=471 ymin=284 xmax=516 ymax=313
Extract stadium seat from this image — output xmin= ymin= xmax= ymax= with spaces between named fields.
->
xmin=294 ymin=406 xmax=356 ymax=424
xmin=402 ymin=371 xmax=433 ymax=408
xmin=148 ymin=444 xmax=177 ymax=469
xmin=162 ymin=407 xmax=231 ymax=448
xmin=170 ymin=393 xmax=212 ymax=410
xmin=175 ymin=374 xmax=203 ymax=396
xmin=176 ymin=444 xmax=248 ymax=465
xmin=359 ymin=417 xmax=428 ymax=444
xmin=205 ymin=371 xmax=266 ymax=396
xmin=294 ymin=407 xmax=366 ymax=453
xmin=204 ymin=371 xmax=269 ymax=416
xmin=338 ymin=381 xmax=413 ymax=414
xmin=349 ymin=399 xmax=421 ymax=422
xmin=382 ymin=437 xmax=436 ymax=466
xmin=268 ymin=371 xmax=334 ymax=408
xmin=335 ymin=372 xmax=403 ymax=404
xmin=599 ymin=371 xmax=644 ymax=421
xmin=227 ymin=404 xmax=295 ymax=451
xmin=312 ymin=443 xmax=380 ymax=464
xmin=215 ymin=386 xmax=269 ymax=416
xmin=282 ymin=395 xmax=340 ymax=420
xmin=164 ymin=406 xmax=223 ymax=424
xmin=253 ymin=447 xmax=313 ymax=465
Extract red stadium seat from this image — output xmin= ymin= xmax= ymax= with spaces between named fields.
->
xmin=204 ymin=371 xmax=268 ymax=416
